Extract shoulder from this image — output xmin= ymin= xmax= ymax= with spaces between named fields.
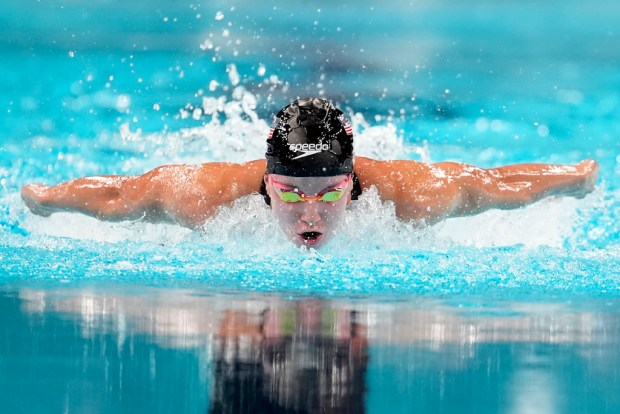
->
xmin=352 ymin=156 xmax=462 ymax=222
xmin=354 ymin=156 xmax=429 ymax=173
xmin=353 ymin=156 xmax=433 ymax=191
xmin=193 ymin=159 xmax=266 ymax=197
xmin=146 ymin=160 xmax=266 ymax=227
xmin=148 ymin=160 xmax=266 ymax=186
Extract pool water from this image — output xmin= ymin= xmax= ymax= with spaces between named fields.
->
xmin=1 ymin=0 xmax=620 ymax=412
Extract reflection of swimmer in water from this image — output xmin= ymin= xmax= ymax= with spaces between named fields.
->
xmin=211 ymin=300 xmax=367 ymax=414
xmin=22 ymin=98 xmax=599 ymax=247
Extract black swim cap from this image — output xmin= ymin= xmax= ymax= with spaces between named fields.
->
xmin=265 ymin=98 xmax=354 ymax=177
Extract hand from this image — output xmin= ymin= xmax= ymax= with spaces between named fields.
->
xmin=572 ymin=159 xmax=599 ymax=198
xmin=21 ymin=184 xmax=54 ymax=216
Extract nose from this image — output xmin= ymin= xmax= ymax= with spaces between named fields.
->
xmin=299 ymin=201 xmax=322 ymax=226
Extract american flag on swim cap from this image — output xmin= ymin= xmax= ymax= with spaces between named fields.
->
xmin=342 ymin=117 xmax=353 ymax=136
xmin=267 ymin=127 xmax=274 ymax=140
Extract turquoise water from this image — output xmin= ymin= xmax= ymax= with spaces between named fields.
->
xmin=2 ymin=0 xmax=620 ymax=412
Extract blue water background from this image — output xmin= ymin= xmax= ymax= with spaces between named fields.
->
xmin=1 ymin=0 xmax=620 ymax=413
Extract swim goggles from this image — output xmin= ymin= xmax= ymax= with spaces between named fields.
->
xmin=269 ymin=175 xmax=351 ymax=203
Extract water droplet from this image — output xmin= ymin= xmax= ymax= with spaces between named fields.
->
xmin=537 ymin=125 xmax=550 ymax=137
xmin=227 ymin=64 xmax=240 ymax=86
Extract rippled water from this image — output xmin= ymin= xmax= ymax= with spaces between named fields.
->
xmin=1 ymin=0 xmax=620 ymax=412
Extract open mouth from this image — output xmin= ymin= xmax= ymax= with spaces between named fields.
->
xmin=300 ymin=231 xmax=322 ymax=244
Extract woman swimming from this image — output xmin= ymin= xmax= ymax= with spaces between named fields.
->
xmin=21 ymin=98 xmax=599 ymax=247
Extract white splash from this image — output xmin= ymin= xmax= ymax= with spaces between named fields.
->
xmin=22 ymin=212 xmax=194 ymax=245
xmin=105 ymin=88 xmax=412 ymax=174
xmin=433 ymin=195 xmax=587 ymax=248
xmin=199 ymin=194 xmax=295 ymax=255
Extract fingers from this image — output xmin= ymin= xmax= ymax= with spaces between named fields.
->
xmin=21 ymin=184 xmax=53 ymax=216
xmin=578 ymin=159 xmax=599 ymax=174
xmin=565 ymin=159 xmax=599 ymax=199
xmin=578 ymin=159 xmax=599 ymax=191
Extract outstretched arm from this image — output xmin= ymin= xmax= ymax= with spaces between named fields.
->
xmin=22 ymin=175 xmax=154 ymax=220
xmin=354 ymin=157 xmax=599 ymax=224
xmin=437 ymin=159 xmax=599 ymax=217
xmin=21 ymin=160 xmax=266 ymax=228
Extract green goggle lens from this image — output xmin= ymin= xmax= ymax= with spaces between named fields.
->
xmin=318 ymin=190 xmax=344 ymax=202
xmin=279 ymin=192 xmax=305 ymax=202
xmin=276 ymin=189 xmax=344 ymax=203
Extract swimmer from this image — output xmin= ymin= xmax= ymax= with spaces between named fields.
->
xmin=21 ymin=98 xmax=599 ymax=247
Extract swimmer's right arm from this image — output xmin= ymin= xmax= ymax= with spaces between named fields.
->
xmin=21 ymin=160 xmax=266 ymax=228
xmin=21 ymin=171 xmax=166 ymax=223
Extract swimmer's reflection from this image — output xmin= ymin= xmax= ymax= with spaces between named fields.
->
xmin=209 ymin=300 xmax=368 ymax=414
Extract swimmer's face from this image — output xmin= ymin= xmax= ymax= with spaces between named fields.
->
xmin=265 ymin=174 xmax=352 ymax=248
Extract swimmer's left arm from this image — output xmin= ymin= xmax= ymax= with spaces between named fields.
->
xmin=437 ymin=159 xmax=600 ymax=218
xmin=354 ymin=157 xmax=599 ymax=224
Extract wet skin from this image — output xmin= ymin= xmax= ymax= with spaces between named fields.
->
xmin=264 ymin=174 xmax=352 ymax=248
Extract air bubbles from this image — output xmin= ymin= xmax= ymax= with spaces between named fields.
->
xmin=215 ymin=11 xmax=224 ymax=21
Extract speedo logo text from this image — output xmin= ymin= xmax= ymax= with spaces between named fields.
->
xmin=289 ymin=143 xmax=330 ymax=152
